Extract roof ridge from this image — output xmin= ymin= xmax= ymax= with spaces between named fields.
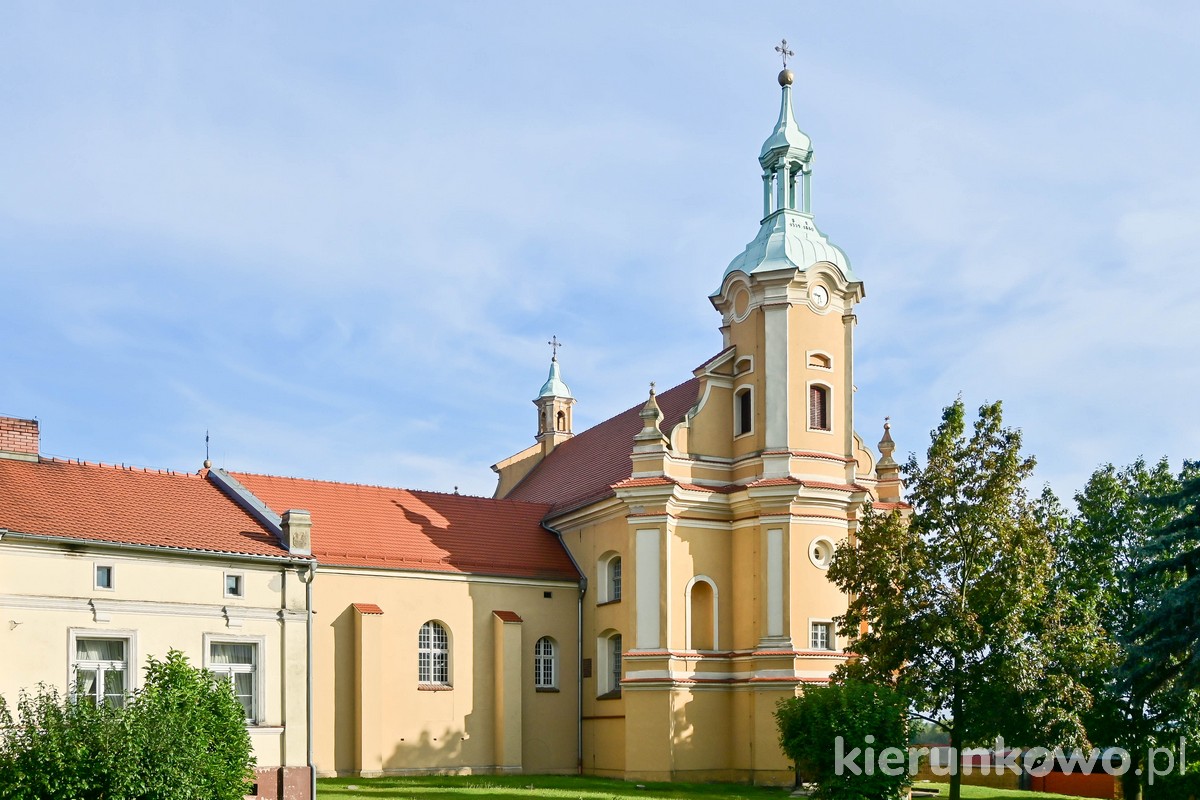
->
xmin=228 ymin=469 xmax=551 ymax=508
xmin=36 ymin=456 xmax=203 ymax=479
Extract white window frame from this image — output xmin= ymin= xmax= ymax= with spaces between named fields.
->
xmin=597 ymin=631 xmax=623 ymax=698
xmin=733 ymin=384 xmax=754 ymax=438
xmin=68 ymin=628 xmax=136 ymax=707
xmin=418 ymin=620 xmax=451 ymax=686
xmin=808 ymin=537 xmax=836 ymax=570
xmin=534 ymin=636 xmax=557 ymax=690
xmin=806 ymin=350 xmax=833 ymax=370
xmin=598 ymin=552 xmax=622 ymax=604
xmin=203 ymin=632 xmax=265 ymax=725
xmin=806 ymin=381 xmax=834 ymax=433
xmin=809 ymin=619 xmax=836 ymax=651
xmin=93 ymin=563 xmax=115 ymax=591
xmin=223 ymin=571 xmax=244 ymax=598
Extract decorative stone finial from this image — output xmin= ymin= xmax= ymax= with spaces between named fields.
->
xmin=878 ymin=416 xmax=897 ymax=467
xmin=636 ymin=382 xmax=665 ymax=443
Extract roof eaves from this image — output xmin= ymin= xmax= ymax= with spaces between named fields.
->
xmin=0 ymin=529 xmax=305 ymax=563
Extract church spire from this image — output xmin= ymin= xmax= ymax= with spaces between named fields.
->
xmin=717 ymin=50 xmax=856 ymax=288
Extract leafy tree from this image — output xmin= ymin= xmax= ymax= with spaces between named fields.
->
xmin=129 ymin=650 xmax=255 ymax=800
xmin=828 ymin=398 xmax=1087 ymax=800
xmin=1057 ymin=458 xmax=1199 ymax=800
xmin=1131 ymin=463 xmax=1200 ymax=692
xmin=775 ymin=680 xmax=910 ymax=800
xmin=0 ymin=650 xmax=253 ymax=800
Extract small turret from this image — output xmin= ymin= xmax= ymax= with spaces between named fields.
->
xmin=876 ymin=417 xmax=903 ymax=503
xmin=534 ymin=336 xmax=575 ymax=456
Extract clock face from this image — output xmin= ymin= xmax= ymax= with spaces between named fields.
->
xmin=811 ymin=285 xmax=829 ymax=308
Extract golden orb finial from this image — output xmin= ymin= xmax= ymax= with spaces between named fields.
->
xmin=778 ymin=69 xmax=794 ymax=87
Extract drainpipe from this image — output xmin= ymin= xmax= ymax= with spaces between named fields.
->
xmin=542 ymin=521 xmax=587 ymax=774
xmin=298 ymin=561 xmax=318 ymax=800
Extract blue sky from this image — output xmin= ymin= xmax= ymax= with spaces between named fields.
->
xmin=2 ymin=2 xmax=1198 ymax=499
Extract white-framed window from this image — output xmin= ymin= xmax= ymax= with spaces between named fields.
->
xmin=809 ymin=537 xmax=835 ymax=570
xmin=224 ymin=572 xmax=244 ymax=598
xmin=807 ymin=350 xmax=833 ymax=370
xmin=734 ymin=385 xmax=753 ymax=437
xmin=208 ymin=640 xmax=258 ymax=723
xmin=94 ymin=563 xmax=114 ymax=591
xmin=70 ymin=632 xmax=132 ymax=708
xmin=808 ymin=383 xmax=832 ymax=432
xmin=598 ymin=552 xmax=622 ymax=603
xmin=810 ymin=620 xmax=835 ymax=651
xmin=418 ymin=620 xmax=450 ymax=686
xmin=597 ymin=630 xmax=623 ymax=698
xmin=534 ymin=636 xmax=556 ymax=689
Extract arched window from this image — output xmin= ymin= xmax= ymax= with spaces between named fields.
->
xmin=597 ymin=631 xmax=623 ymax=698
xmin=809 ymin=385 xmax=830 ymax=431
xmin=598 ymin=552 xmax=622 ymax=603
xmin=735 ymin=387 xmax=752 ymax=436
xmin=534 ymin=636 xmax=556 ymax=689
xmin=418 ymin=621 xmax=450 ymax=686
xmin=687 ymin=577 xmax=717 ymax=651
xmin=556 ymin=410 xmax=566 ymax=431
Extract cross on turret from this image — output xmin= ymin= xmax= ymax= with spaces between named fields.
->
xmin=775 ymin=39 xmax=794 ymax=69
xmin=548 ymin=335 xmax=562 ymax=360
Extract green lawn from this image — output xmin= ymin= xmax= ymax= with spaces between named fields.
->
xmin=318 ymin=775 xmax=1092 ymax=800
xmin=915 ymin=782 xmax=1082 ymax=800
xmin=317 ymin=775 xmax=789 ymax=799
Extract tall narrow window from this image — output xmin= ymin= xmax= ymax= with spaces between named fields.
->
xmin=809 ymin=385 xmax=830 ymax=431
xmin=418 ymin=621 xmax=450 ymax=685
xmin=735 ymin=387 xmax=752 ymax=436
xmin=609 ymin=634 xmax=623 ymax=693
xmin=534 ymin=636 xmax=556 ymax=689
xmin=73 ymin=637 xmax=128 ymax=708
xmin=210 ymin=641 xmax=257 ymax=722
xmin=609 ymin=557 xmax=622 ymax=601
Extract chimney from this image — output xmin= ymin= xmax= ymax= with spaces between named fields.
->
xmin=0 ymin=417 xmax=39 ymax=461
xmin=280 ymin=509 xmax=312 ymax=556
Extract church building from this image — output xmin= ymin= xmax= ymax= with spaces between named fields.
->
xmin=0 ymin=64 xmax=903 ymax=791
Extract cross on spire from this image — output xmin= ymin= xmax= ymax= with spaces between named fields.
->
xmin=775 ymin=38 xmax=794 ymax=69
xmin=548 ymin=335 xmax=562 ymax=360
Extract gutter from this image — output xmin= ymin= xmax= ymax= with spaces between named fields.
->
xmin=541 ymin=521 xmax=586 ymax=774
xmin=0 ymin=530 xmax=310 ymax=565
xmin=298 ymin=561 xmax=318 ymax=800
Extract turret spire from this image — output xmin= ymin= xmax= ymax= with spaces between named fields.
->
xmin=534 ymin=337 xmax=575 ymax=454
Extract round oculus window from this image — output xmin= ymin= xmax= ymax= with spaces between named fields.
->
xmin=731 ymin=286 xmax=751 ymax=321
xmin=809 ymin=537 xmax=835 ymax=570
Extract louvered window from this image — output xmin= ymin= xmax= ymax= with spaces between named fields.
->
xmin=809 ymin=385 xmax=830 ymax=431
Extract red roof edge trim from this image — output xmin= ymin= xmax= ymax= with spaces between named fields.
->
xmin=492 ymin=610 xmax=523 ymax=623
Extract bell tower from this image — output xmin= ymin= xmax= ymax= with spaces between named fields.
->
xmin=709 ymin=60 xmax=865 ymax=483
xmin=534 ymin=336 xmax=574 ymax=456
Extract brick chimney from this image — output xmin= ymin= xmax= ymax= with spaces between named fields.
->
xmin=0 ymin=417 xmax=39 ymax=461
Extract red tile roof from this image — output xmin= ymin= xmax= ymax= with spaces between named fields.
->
xmin=0 ymin=458 xmax=289 ymax=558
xmin=492 ymin=610 xmax=523 ymax=622
xmin=352 ymin=603 xmax=384 ymax=615
xmin=229 ymin=473 xmax=578 ymax=581
xmin=506 ymin=378 xmax=700 ymax=514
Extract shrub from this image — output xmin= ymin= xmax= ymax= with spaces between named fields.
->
xmin=0 ymin=650 xmax=254 ymax=800
xmin=775 ymin=679 xmax=910 ymax=800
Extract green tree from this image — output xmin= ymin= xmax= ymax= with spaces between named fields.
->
xmin=775 ymin=680 xmax=910 ymax=800
xmin=1127 ymin=460 xmax=1200 ymax=715
xmin=0 ymin=650 xmax=253 ymax=800
xmin=828 ymin=398 xmax=1087 ymax=800
xmin=1058 ymin=458 xmax=1199 ymax=800
xmin=129 ymin=650 xmax=255 ymax=800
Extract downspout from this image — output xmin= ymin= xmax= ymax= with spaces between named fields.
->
xmin=298 ymin=561 xmax=318 ymax=800
xmin=542 ymin=521 xmax=586 ymax=775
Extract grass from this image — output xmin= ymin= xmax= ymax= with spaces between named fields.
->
xmin=316 ymin=774 xmax=790 ymax=799
xmin=318 ymin=775 xmax=1096 ymax=800
xmin=915 ymin=782 xmax=1082 ymax=800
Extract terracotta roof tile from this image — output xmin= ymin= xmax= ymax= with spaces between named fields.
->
xmin=492 ymin=610 xmax=523 ymax=622
xmin=230 ymin=473 xmax=578 ymax=581
xmin=870 ymin=501 xmax=911 ymax=511
xmin=0 ymin=458 xmax=288 ymax=558
xmin=352 ymin=603 xmax=384 ymax=615
xmin=507 ymin=377 xmax=700 ymax=513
